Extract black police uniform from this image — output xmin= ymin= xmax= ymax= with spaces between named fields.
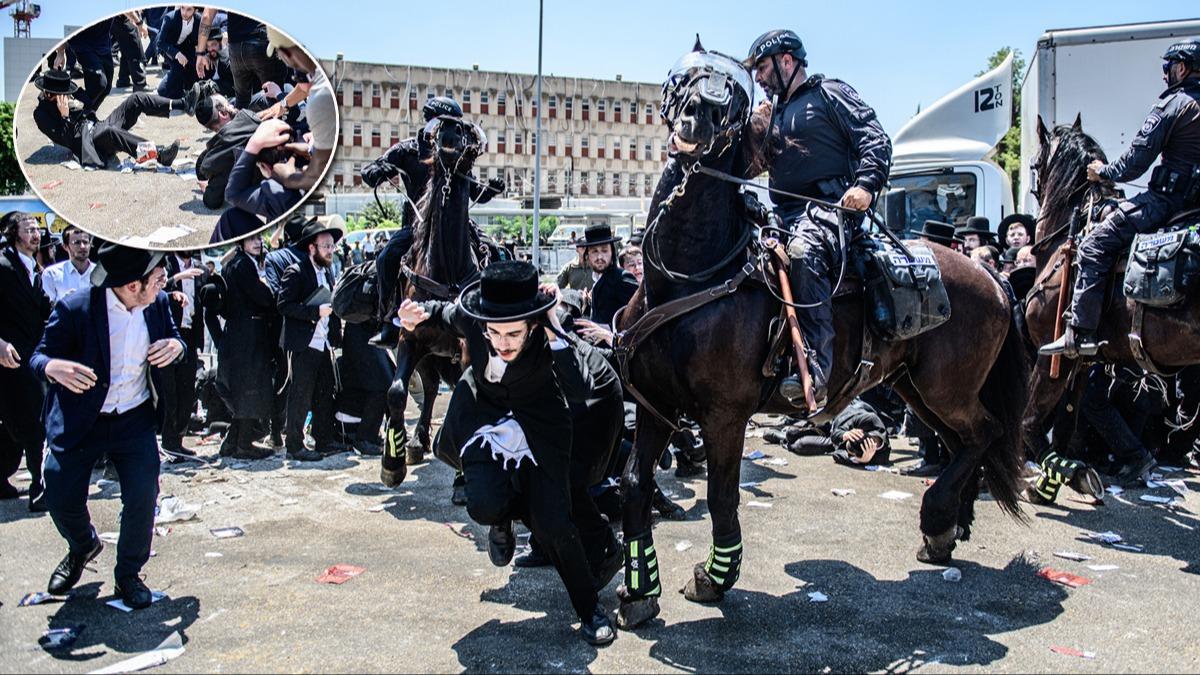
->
xmin=767 ymin=74 xmax=892 ymax=388
xmin=1067 ymin=77 xmax=1200 ymax=334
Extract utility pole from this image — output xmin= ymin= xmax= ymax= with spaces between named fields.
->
xmin=531 ymin=0 xmax=544 ymax=272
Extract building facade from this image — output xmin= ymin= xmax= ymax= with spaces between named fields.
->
xmin=321 ymin=59 xmax=671 ymax=198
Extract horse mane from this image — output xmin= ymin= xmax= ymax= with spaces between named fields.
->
xmin=1037 ymin=125 xmax=1112 ymax=239
xmin=402 ymin=157 xmax=443 ymax=274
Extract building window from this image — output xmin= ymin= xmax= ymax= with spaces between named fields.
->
xmin=445 ymin=88 xmax=454 ymax=99
xmin=565 ymin=97 xmax=573 ymax=120
xmin=352 ymin=81 xmax=362 ymax=107
xmin=426 ymin=90 xmax=435 ymax=100
xmin=498 ymin=92 xmax=507 ymax=116
xmin=645 ymin=103 xmax=654 ymax=125
xmin=597 ymin=135 xmax=605 ymax=159
xmin=334 ymin=173 xmax=344 ymax=187
xmin=463 ymin=89 xmax=472 ymax=113
xmin=371 ymin=83 xmax=381 ymax=107
xmin=628 ymin=139 xmax=637 ymax=160
xmin=580 ymin=170 xmax=590 ymax=195
xmin=598 ymin=98 xmax=606 ymax=122
xmin=582 ymin=99 xmax=590 ymax=122
xmin=612 ymin=137 xmax=621 ymax=160
xmin=352 ymin=122 xmax=362 ymax=146
xmin=514 ymin=131 xmax=523 ymax=155
xmin=497 ymin=131 xmax=507 ymax=154
xmin=644 ymin=140 xmax=652 ymax=159
xmin=516 ymin=95 xmax=525 ymax=118
xmin=628 ymin=173 xmax=637 ymax=193
xmin=548 ymin=95 xmax=557 ymax=119
xmin=480 ymin=90 xmax=490 ymax=115
xmin=409 ymin=89 xmax=418 ymax=110
xmin=389 ymin=87 xmax=399 ymax=109
xmin=371 ymin=127 xmax=381 ymax=147
xmin=613 ymin=172 xmax=621 ymax=195
xmin=353 ymin=164 xmax=362 ymax=186
xmin=644 ymin=174 xmax=654 ymax=196
xmin=390 ymin=129 xmax=400 ymax=146
xmin=614 ymin=101 xmax=622 ymax=120
xmin=580 ymin=135 xmax=589 ymax=158
xmin=548 ymin=132 xmax=556 ymax=156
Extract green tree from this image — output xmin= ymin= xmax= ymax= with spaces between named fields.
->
xmin=978 ymin=48 xmax=1025 ymax=204
xmin=486 ymin=215 xmax=557 ymax=242
xmin=0 ymin=103 xmax=28 ymax=196
xmin=361 ymin=197 xmax=403 ymax=228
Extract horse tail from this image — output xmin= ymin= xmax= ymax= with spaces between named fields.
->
xmin=978 ymin=270 xmax=1032 ymax=521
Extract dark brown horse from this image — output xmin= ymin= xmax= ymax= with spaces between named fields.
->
xmin=379 ymin=116 xmax=487 ymax=487
xmin=613 ymin=46 xmax=1029 ymax=630
xmin=1022 ymin=117 xmax=1200 ymax=457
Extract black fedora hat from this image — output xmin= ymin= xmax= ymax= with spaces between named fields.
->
xmin=998 ymin=213 xmax=1036 ymax=246
xmin=582 ymin=222 xmax=620 ymax=248
xmin=955 ymin=216 xmax=994 ymax=240
xmin=1007 ymin=266 xmax=1036 ymax=304
xmin=296 ymin=215 xmax=345 ymax=247
xmin=90 ymin=242 xmax=166 ymax=288
xmin=917 ymin=220 xmax=957 ymax=247
xmin=459 ymin=260 xmax=557 ymax=322
xmin=34 ymin=69 xmax=79 ymax=96
xmin=999 ymin=246 xmax=1020 ymax=266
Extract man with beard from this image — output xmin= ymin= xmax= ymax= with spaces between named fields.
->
xmin=398 ymin=261 xmax=622 ymax=645
xmin=199 ymin=27 xmax=236 ymax=99
xmin=580 ymin=224 xmax=638 ymax=326
xmin=41 ymin=226 xmax=95 ymax=304
xmin=155 ymin=5 xmax=202 ymax=99
xmin=216 ymin=235 xmax=275 ymax=460
xmin=194 ymin=93 xmax=260 ymax=210
xmin=277 ymin=217 xmax=344 ymax=462
xmin=0 ymin=212 xmax=53 ymax=508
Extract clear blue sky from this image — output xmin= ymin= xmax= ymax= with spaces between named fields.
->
xmin=19 ymin=1 xmax=1200 ymax=134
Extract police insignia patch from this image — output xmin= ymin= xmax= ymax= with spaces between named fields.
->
xmin=840 ymin=83 xmax=863 ymax=104
xmin=1140 ymin=113 xmax=1162 ymax=137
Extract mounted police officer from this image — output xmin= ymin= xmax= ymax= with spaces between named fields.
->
xmin=744 ymin=30 xmax=893 ymax=407
xmin=1042 ymin=39 xmax=1200 ymax=357
xmin=361 ymin=96 xmax=505 ymax=346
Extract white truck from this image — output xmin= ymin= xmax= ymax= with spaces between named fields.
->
xmin=885 ymin=18 xmax=1200 ymax=235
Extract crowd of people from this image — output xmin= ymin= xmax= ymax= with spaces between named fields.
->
xmin=28 ymin=6 xmax=335 ymax=245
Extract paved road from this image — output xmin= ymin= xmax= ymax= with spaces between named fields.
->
xmin=2 ymin=415 xmax=1198 ymax=673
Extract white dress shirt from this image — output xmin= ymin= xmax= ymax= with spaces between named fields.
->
xmin=307 ymin=261 xmax=331 ymax=351
xmin=101 ymin=289 xmax=151 ymax=414
xmin=16 ymin=250 xmax=36 ymax=286
xmin=42 ymin=259 xmax=95 ymax=303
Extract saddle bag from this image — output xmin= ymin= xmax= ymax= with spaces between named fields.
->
xmin=332 ymin=260 xmax=380 ymax=323
xmin=1124 ymin=226 xmax=1200 ymax=307
xmin=862 ymin=242 xmax=952 ymax=341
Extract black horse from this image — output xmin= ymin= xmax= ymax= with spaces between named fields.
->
xmin=614 ymin=44 xmax=1029 ymax=630
xmin=380 ymin=116 xmax=489 ymax=487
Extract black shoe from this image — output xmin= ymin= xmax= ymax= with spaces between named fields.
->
xmin=593 ymin=534 xmax=624 ymax=591
xmin=316 ymin=440 xmax=349 ymax=456
xmin=48 ymin=538 xmax=104 ymax=595
xmin=29 ymin=496 xmax=49 ymax=513
xmin=675 ymin=458 xmax=705 ymax=479
xmin=156 ymin=141 xmax=180 ymax=167
xmin=229 ymin=444 xmax=274 ymax=460
xmin=488 ymin=521 xmax=515 ymax=567
xmin=353 ymin=440 xmax=383 ymax=457
xmin=514 ymin=547 xmax=551 ymax=568
xmin=580 ymin=610 xmax=616 ymax=646
xmin=904 ymin=461 xmax=945 ymax=478
xmin=0 ymin=481 xmax=19 ymax=500
xmin=451 ymin=482 xmax=468 ymax=506
xmin=1113 ymin=453 xmax=1157 ymax=488
xmin=287 ymin=447 xmax=323 ymax=462
xmin=114 ymin=576 xmax=153 ymax=610
xmin=762 ymin=429 xmax=788 ymax=445
xmin=270 ymin=433 xmax=285 ymax=449
xmin=181 ymin=81 xmax=204 ymax=116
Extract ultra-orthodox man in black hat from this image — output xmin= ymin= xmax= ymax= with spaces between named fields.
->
xmin=397 ymin=261 xmax=623 ymax=646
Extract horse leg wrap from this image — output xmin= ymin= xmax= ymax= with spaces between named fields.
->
xmin=1034 ymin=451 xmax=1082 ymax=502
xmin=381 ymin=426 xmax=409 ymax=487
xmin=622 ymin=532 xmax=661 ymax=599
xmin=703 ymin=539 xmax=744 ymax=591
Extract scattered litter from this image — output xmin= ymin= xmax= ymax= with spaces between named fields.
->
xmin=1139 ymin=494 xmax=1176 ymax=505
xmin=279 ymin=498 xmax=299 ymax=506
xmin=1053 ymin=551 xmax=1092 ymax=562
xmin=1164 ymin=516 xmax=1195 ymax=531
xmin=60 ymin=160 xmax=81 ymax=170
xmin=879 ymin=490 xmax=913 ymax=501
xmin=1105 ymin=486 xmax=1124 ymax=496
xmin=746 ymin=500 xmax=773 ymax=509
xmin=1049 ymin=645 xmax=1096 ymax=659
xmin=316 ymin=563 xmax=366 ymax=585
xmin=89 ymin=630 xmax=184 ymax=674
xmin=19 ymin=591 xmax=66 ymax=607
xmin=367 ymin=503 xmax=391 ymax=512
xmin=40 ymin=179 xmax=64 ymax=190
xmin=760 ymin=457 xmax=789 ymax=466
xmin=99 ymin=532 xmax=120 ymax=544
xmin=88 ymin=202 xmax=105 ymax=209
xmin=1148 ymin=472 xmax=1164 ymax=482
xmin=209 ymin=527 xmax=245 ymax=539
xmin=942 ymin=568 xmax=961 ymax=582
xmin=96 ymin=479 xmax=117 ymax=489
xmin=154 ymin=527 xmax=171 ymax=537
xmin=325 ymin=473 xmax=353 ymax=481
xmin=1086 ymin=531 xmax=1123 ymax=545
xmin=1087 ymin=564 xmax=1119 ymax=572
xmin=204 ymin=552 xmax=223 ymax=558
xmin=739 ymin=481 xmax=761 ymax=488
xmin=1037 ymin=568 xmax=1092 ymax=588
xmin=865 ymin=465 xmax=899 ymax=473
xmin=155 ymin=496 xmax=199 ymax=524
xmin=1112 ymin=543 xmax=1145 ymax=552
xmin=40 ymin=625 xmax=83 ymax=650
xmin=445 ymin=522 xmax=474 ymax=540
xmin=743 ymin=450 xmax=765 ymax=460
xmin=831 ymin=488 xmax=856 ymax=497
xmin=1157 ymin=465 xmax=1183 ymax=474
xmin=675 ymin=540 xmax=693 ymax=552
xmin=106 ymin=591 xmax=167 ymax=612
xmin=807 ymin=591 xmax=828 ymax=603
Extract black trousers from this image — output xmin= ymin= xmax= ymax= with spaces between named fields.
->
xmin=111 ymin=18 xmax=147 ymax=88
xmin=0 ymin=365 xmax=46 ymax=501
xmin=271 ymin=344 xmax=288 ymax=443
xmin=568 ymin=394 xmax=624 ymax=573
xmin=221 ymin=418 xmax=261 ymax=454
xmin=1080 ymin=365 xmax=1156 ymax=463
xmin=228 ymin=40 xmax=288 ymax=110
xmin=285 ymin=347 xmax=336 ymax=452
xmin=356 ymin=394 xmax=387 ymax=446
xmin=73 ymin=46 xmax=114 ymax=113
xmin=92 ymin=92 xmax=174 ymax=158
xmin=159 ymin=345 xmax=199 ymax=451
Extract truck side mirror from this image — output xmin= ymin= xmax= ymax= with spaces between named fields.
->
xmin=883 ymin=187 xmax=907 ymax=233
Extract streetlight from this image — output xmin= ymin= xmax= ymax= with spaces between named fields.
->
xmin=531 ymin=0 xmax=544 ymax=272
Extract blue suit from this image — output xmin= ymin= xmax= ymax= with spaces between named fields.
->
xmin=30 ymin=287 xmax=183 ymax=581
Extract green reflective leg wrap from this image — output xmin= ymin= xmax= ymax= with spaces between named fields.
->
xmin=624 ymin=533 xmax=661 ymax=598
xmin=386 ymin=426 xmax=408 ymax=459
xmin=704 ymin=540 xmax=744 ymax=591
xmin=1035 ymin=451 xmax=1074 ymax=501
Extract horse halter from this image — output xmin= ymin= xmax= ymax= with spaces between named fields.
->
xmin=423 ymin=115 xmax=487 ymax=205
xmin=660 ymin=50 xmax=754 ymax=158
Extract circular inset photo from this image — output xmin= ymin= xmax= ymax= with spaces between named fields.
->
xmin=13 ymin=6 xmax=338 ymax=250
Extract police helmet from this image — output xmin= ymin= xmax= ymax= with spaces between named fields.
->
xmin=422 ymin=96 xmax=463 ymax=122
xmin=743 ymin=29 xmax=807 ymax=68
xmin=1163 ymin=39 xmax=1200 ymax=69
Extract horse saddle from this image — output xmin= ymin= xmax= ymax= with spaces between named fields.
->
xmin=1124 ymin=217 xmax=1200 ymax=309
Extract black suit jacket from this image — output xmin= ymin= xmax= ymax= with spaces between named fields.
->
xmin=277 ymin=258 xmax=341 ymax=352
xmin=164 ymin=254 xmax=210 ymax=356
xmin=589 ymin=265 xmax=639 ymax=327
xmin=0 ymin=246 xmax=52 ymax=358
xmin=196 ymin=109 xmax=262 ymax=209
xmin=157 ymin=9 xmax=201 ymax=64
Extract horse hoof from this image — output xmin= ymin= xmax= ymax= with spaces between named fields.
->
xmin=916 ymin=527 xmax=960 ymax=566
xmin=616 ymin=594 xmax=660 ymax=631
xmin=380 ymin=466 xmax=406 ymax=488
xmin=682 ymin=563 xmax=724 ymax=603
xmin=405 ymin=446 xmax=428 ymax=466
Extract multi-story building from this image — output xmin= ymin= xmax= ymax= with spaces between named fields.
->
xmin=322 ymin=58 xmax=670 ymax=199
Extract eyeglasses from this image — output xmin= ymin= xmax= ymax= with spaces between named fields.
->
xmin=1163 ymin=61 xmax=1176 ymax=74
